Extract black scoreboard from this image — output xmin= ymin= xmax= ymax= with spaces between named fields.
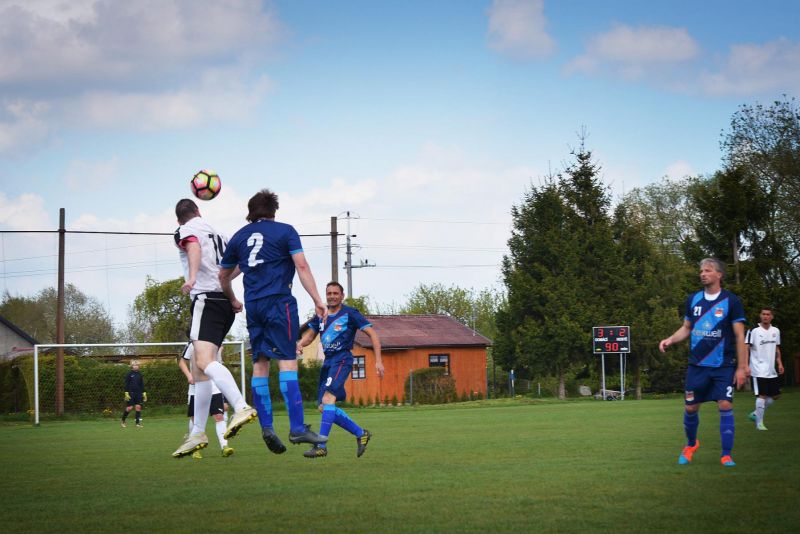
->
xmin=592 ymin=326 xmax=630 ymax=353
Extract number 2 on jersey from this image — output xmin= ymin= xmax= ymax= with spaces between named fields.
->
xmin=247 ymin=232 xmax=265 ymax=267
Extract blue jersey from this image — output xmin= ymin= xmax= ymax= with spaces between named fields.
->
xmin=305 ymin=305 xmax=372 ymax=363
xmin=683 ymin=289 xmax=745 ymax=367
xmin=220 ymin=220 xmax=303 ymax=301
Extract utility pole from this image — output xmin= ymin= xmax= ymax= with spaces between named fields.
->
xmin=344 ymin=211 xmax=354 ymax=296
xmin=340 ymin=211 xmax=375 ymax=297
xmin=56 ymin=208 xmax=65 ymax=416
xmin=330 ymin=216 xmax=339 ymax=283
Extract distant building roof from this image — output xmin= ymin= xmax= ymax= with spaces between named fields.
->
xmin=0 ymin=314 xmax=38 ymax=345
xmin=355 ymin=315 xmax=492 ymax=350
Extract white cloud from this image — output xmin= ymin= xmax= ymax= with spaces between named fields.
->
xmin=0 ymin=100 xmax=53 ymax=153
xmin=664 ymin=160 xmax=696 ymax=180
xmin=0 ymin=0 xmax=281 ymax=88
xmin=487 ymin=0 xmax=555 ymax=60
xmin=64 ymin=157 xmax=121 ymax=190
xmin=699 ymin=38 xmax=800 ymax=96
xmin=0 ymin=192 xmax=52 ymax=230
xmin=0 ymin=0 xmax=282 ymax=151
xmin=565 ymin=24 xmax=699 ymax=79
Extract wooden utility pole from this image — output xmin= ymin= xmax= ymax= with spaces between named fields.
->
xmin=56 ymin=208 xmax=65 ymax=415
xmin=330 ymin=216 xmax=339 ymax=283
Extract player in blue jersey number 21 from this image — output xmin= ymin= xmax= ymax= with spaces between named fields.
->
xmin=659 ymin=258 xmax=748 ymax=467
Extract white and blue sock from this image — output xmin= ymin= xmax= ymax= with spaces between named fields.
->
xmin=279 ymin=371 xmax=305 ymax=433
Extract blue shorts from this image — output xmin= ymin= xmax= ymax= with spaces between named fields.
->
xmin=684 ymin=365 xmax=735 ymax=405
xmin=245 ymin=295 xmax=299 ymax=362
xmin=317 ymin=359 xmax=353 ymax=404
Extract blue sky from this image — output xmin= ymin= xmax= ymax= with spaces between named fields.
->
xmin=1 ymin=0 xmax=799 ymax=333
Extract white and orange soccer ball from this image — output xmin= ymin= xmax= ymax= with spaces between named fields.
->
xmin=190 ymin=170 xmax=222 ymax=200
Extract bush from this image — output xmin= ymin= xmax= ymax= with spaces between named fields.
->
xmin=405 ymin=367 xmax=457 ymax=405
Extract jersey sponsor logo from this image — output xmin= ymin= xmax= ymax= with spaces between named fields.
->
xmin=693 ymin=328 xmax=722 ymax=338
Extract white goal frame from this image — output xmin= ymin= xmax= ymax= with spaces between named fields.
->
xmin=32 ymin=341 xmax=247 ymax=425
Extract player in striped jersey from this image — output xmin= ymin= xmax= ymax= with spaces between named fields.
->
xmin=659 ymin=258 xmax=748 ymax=467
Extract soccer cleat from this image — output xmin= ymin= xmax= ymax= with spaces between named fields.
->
xmin=747 ymin=411 xmax=757 ymax=422
xmin=172 ymin=432 xmax=209 ymax=458
xmin=678 ymin=440 xmax=700 ymax=465
xmin=356 ymin=429 xmax=372 ymax=458
xmin=192 ymin=451 xmax=203 ymax=459
xmin=303 ymin=445 xmax=328 ymax=458
xmin=136 ymin=423 xmax=143 ymax=428
xmin=221 ymin=446 xmax=235 ymax=457
xmin=756 ymin=422 xmax=768 ymax=431
xmin=223 ymin=406 xmax=257 ymax=440
xmin=262 ymin=427 xmax=287 ymax=454
xmin=720 ymin=455 xmax=736 ymax=467
xmin=288 ymin=424 xmax=328 ymax=445
xmin=121 ymin=421 xmax=126 ymax=428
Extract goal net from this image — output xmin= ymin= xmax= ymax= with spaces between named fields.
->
xmin=26 ymin=341 xmax=246 ymax=425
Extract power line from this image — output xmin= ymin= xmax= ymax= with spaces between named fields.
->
xmin=360 ymin=217 xmax=510 ymax=225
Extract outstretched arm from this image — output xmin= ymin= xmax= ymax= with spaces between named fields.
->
xmin=363 ymin=326 xmax=384 ymax=378
xmin=292 ymin=252 xmax=326 ymax=319
xmin=659 ymin=320 xmax=692 ymax=353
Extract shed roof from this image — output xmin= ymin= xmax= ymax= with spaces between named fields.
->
xmin=355 ymin=314 xmax=492 ymax=350
xmin=0 ymin=314 xmax=38 ymax=345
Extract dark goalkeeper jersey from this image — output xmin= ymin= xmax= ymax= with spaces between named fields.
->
xmin=124 ymin=371 xmax=145 ymax=393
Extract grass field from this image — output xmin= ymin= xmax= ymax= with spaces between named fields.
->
xmin=3 ymin=391 xmax=799 ymax=533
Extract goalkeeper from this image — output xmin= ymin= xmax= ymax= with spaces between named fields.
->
xmin=122 ymin=360 xmax=146 ymax=428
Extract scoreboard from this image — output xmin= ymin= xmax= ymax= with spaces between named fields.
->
xmin=593 ymin=326 xmax=630 ymax=353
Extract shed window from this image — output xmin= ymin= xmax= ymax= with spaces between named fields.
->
xmin=429 ymin=354 xmax=450 ymax=375
xmin=352 ymin=356 xmax=366 ymax=379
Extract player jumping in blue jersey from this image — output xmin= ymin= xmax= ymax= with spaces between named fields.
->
xmin=659 ymin=258 xmax=748 ymax=467
xmin=296 ymin=281 xmax=384 ymax=458
xmin=219 ymin=189 xmax=328 ymax=455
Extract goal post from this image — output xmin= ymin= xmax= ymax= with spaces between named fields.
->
xmin=31 ymin=341 xmax=247 ymax=426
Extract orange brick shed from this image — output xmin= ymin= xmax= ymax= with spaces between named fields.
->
xmin=344 ymin=314 xmax=492 ymax=404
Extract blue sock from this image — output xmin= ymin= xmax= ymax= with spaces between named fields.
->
xmin=720 ymin=408 xmax=734 ymax=456
xmin=318 ymin=404 xmax=336 ymax=449
xmin=251 ymin=376 xmax=273 ymax=429
xmin=279 ymin=371 xmax=305 ymax=433
xmin=334 ymin=407 xmax=363 ymax=437
xmin=684 ymin=410 xmax=699 ymax=447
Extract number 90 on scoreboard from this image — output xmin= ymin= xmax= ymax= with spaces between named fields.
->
xmin=593 ymin=326 xmax=630 ymax=353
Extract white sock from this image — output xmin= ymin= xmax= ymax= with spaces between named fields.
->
xmin=204 ymin=361 xmax=246 ymax=412
xmin=188 ymin=418 xmax=193 ymax=434
xmin=192 ymin=380 xmax=213 ymax=435
xmin=765 ymin=397 xmax=774 ymax=408
xmin=755 ymin=397 xmax=766 ymax=424
xmin=215 ymin=420 xmax=228 ymax=448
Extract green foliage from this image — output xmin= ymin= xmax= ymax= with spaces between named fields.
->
xmin=400 ymin=283 xmax=503 ymax=341
xmin=0 ymin=283 xmax=116 ymax=346
xmin=344 ymin=295 xmax=371 ymax=314
xmin=125 ymin=276 xmax=190 ymax=344
xmin=2 ymin=353 xmax=324 ymax=416
xmin=405 ymin=367 xmax=456 ymax=404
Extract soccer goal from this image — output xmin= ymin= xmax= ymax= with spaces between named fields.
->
xmin=30 ymin=341 xmax=247 ymax=425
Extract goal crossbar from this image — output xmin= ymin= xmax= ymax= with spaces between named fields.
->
xmin=33 ymin=341 xmax=247 ymax=425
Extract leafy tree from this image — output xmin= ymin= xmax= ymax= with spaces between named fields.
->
xmin=344 ymin=295 xmax=371 ymax=314
xmin=722 ymin=96 xmax=800 ymax=286
xmin=125 ymin=277 xmax=190 ymax=343
xmin=400 ymin=282 xmax=501 ymax=340
xmin=0 ymin=284 xmax=116 ymax=346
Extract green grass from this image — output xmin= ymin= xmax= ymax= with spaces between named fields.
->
xmin=3 ymin=391 xmax=799 ymax=533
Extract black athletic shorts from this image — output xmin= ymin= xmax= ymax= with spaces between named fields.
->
xmin=188 ymin=292 xmax=235 ymax=346
xmin=752 ymin=376 xmax=781 ymax=397
xmin=187 ymin=392 xmax=226 ymax=417
xmin=127 ymin=392 xmax=143 ymax=406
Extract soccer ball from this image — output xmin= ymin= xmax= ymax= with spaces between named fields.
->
xmin=190 ymin=170 xmax=222 ymax=200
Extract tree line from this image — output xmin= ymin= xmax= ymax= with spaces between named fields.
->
xmin=2 ymin=98 xmax=797 ymax=399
